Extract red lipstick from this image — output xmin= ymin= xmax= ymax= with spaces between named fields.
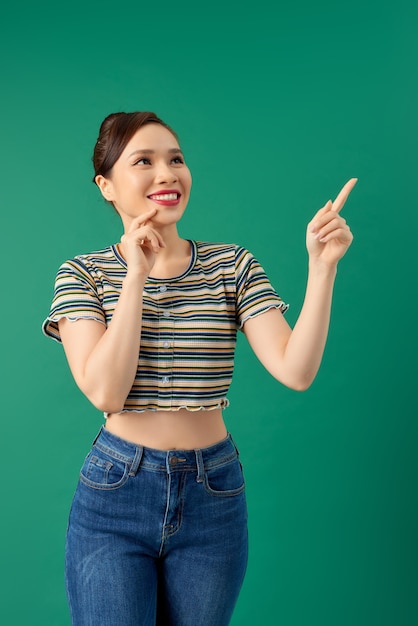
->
xmin=147 ymin=189 xmax=181 ymax=206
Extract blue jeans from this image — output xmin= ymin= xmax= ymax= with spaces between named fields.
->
xmin=65 ymin=427 xmax=248 ymax=625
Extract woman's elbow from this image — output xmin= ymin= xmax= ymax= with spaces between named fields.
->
xmin=82 ymin=387 xmax=126 ymax=414
xmin=288 ymin=379 xmax=313 ymax=392
xmin=279 ymin=372 xmax=315 ymax=392
xmin=92 ymin=398 xmax=125 ymax=413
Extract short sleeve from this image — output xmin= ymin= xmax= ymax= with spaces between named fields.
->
xmin=235 ymin=246 xmax=289 ymax=329
xmin=42 ymin=258 xmax=106 ymax=343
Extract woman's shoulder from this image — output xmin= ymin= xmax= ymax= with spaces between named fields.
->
xmin=194 ymin=240 xmax=251 ymax=257
xmin=71 ymin=244 xmax=117 ymax=263
xmin=58 ymin=245 xmax=121 ymax=272
xmin=193 ymin=240 xmax=256 ymax=265
xmin=53 ymin=245 xmax=124 ymax=288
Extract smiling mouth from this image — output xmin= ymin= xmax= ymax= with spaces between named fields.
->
xmin=148 ymin=193 xmax=180 ymax=201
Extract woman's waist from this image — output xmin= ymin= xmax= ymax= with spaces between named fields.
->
xmin=90 ymin=425 xmax=240 ymax=476
xmin=104 ymin=407 xmax=227 ymax=450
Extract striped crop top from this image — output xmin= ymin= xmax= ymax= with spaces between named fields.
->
xmin=42 ymin=241 xmax=288 ymax=412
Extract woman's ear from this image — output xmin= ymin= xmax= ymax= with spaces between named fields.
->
xmin=95 ymin=174 xmax=114 ymax=202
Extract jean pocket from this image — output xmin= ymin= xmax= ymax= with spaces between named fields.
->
xmin=203 ymin=457 xmax=245 ymax=497
xmin=79 ymin=448 xmax=130 ymax=491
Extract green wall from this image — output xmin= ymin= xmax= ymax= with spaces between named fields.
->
xmin=1 ymin=1 xmax=417 ymax=624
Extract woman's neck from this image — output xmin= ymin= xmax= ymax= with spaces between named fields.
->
xmin=149 ymin=236 xmax=191 ymax=279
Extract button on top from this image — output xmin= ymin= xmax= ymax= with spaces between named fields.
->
xmin=161 ymin=376 xmax=170 ymax=384
xmin=159 ymin=285 xmax=168 ymax=293
xmin=163 ymin=341 xmax=170 ymax=348
xmin=169 ymin=456 xmax=187 ymax=465
xmin=163 ymin=311 xmax=171 ymax=318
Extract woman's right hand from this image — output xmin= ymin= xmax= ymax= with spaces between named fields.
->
xmin=120 ymin=209 xmax=166 ymax=275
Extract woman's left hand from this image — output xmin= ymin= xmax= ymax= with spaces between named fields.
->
xmin=307 ymin=178 xmax=357 ymax=267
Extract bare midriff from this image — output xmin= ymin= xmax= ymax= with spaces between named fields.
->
xmin=104 ymin=407 xmax=227 ymax=450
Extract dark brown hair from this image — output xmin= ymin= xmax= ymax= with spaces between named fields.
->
xmin=92 ymin=111 xmax=179 ymax=183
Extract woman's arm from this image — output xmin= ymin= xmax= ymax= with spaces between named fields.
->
xmin=243 ymin=178 xmax=356 ymax=391
xmin=58 ymin=209 xmax=164 ymax=413
xmin=59 ymin=271 xmax=145 ymax=413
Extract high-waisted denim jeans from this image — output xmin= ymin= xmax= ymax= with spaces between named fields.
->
xmin=65 ymin=427 xmax=248 ymax=626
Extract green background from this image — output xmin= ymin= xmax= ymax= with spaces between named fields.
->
xmin=1 ymin=0 xmax=417 ymax=624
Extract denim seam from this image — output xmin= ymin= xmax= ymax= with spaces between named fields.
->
xmin=203 ymin=451 xmax=237 ymax=469
xmin=79 ymin=470 xmax=130 ymax=491
xmin=133 ymin=452 xmax=238 ymax=473
xmin=202 ymin=479 xmax=246 ymax=498
xmin=159 ymin=471 xmax=171 ymax=557
xmin=94 ymin=441 xmax=133 ymax=463
xmin=162 ymin=472 xmax=186 ymax=542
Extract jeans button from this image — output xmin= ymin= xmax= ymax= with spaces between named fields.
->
xmin=169 ymin=456 xmax=179 ymax=465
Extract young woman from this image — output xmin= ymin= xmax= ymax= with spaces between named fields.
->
xmin=43 ymin=111 xmax=356 ymax=626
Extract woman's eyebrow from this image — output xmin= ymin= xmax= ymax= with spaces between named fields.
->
xmin=128 ymin=148 xmax=183 ymax=158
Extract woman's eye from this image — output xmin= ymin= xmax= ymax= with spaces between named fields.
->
xmin=133 ymin=156 xmax=184 ymax=166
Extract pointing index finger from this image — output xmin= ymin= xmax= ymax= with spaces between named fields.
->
xmin=134 ymin=208 xmax=158 ymax=228
xmin=332 ymin=178 xmax=358 ymax=213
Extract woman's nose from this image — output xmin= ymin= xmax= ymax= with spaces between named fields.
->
xmin=154 ymin=163 xmax=177 ymax=184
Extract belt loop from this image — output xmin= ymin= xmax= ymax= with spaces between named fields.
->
xmin=128 ymin=445 xmax=143 ymax=477
xmin=194 ymin=448 xmax=204 ymax=483
xmin=165 ymin=453 xmax=171 ymax=475
xmin=229 ymin=433 xmax=240 ymax=456
xmin=91 ymin=427 xmax=103 ymax=447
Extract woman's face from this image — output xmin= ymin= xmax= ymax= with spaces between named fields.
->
xmin=96 ymin=123 xmax=192 ymax=229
